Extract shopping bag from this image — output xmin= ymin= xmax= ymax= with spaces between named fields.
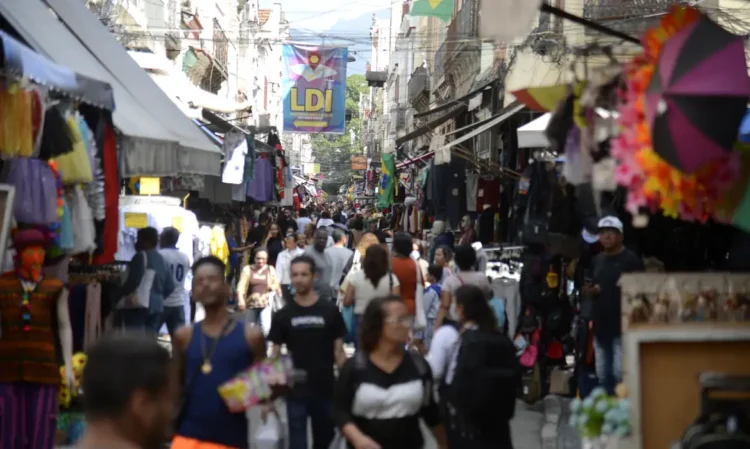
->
xmin=253 ymin=411 xmax=285 ymax=449
xmin=328 ymin=431 xmax=347 ymax=449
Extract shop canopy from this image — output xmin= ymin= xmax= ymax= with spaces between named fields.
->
xmin=395 ymin=105 xmax=466 ymax=146
xmin=0 ymin=30 xmax=114 ymax=110
xmin=8 ymin=0 xmax=222 ymax=176
xmin=128 ymin=50 xmax=252 ymax=117
xmin=434 ymin=102 xmax=525 ymax=154
xmin=517 ymin=113 xmax=551 ymax=148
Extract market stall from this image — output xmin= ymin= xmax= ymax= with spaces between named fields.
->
xmin=0 ymin=28 xmax=119 ymax=449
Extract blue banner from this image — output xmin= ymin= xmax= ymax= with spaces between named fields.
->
xmin=281 ymin=44 xmax=348 ymax=134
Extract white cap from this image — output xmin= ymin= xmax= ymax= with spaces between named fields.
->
xmin=598 ymin=216 xmax=624 ymax=233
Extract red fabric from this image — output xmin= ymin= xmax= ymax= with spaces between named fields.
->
xmin=477 ymin=178 xmax=500 ymax=210
xmin=92 ymin=121 xmax=119 ymax=264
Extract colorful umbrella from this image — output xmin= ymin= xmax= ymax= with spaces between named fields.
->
xmin=644 ymin=14 xmax=750 ymax=174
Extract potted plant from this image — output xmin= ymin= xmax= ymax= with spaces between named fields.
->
xmin=569 ymin=387 xmax=631 ymax=449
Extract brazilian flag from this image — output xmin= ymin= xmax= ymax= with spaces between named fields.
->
xmin=411 ymin=0 xmax=453 ymax=22
xmin=377 ymin=153 xmax=396 ymax=209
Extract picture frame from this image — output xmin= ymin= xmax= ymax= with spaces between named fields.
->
xmin=0 ymin=183 xmax=17 ymax=268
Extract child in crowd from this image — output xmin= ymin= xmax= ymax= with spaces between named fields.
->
xmin=419 ymin=264 xmax=444 ymax=349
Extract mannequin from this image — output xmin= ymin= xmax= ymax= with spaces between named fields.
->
xmin=0 ymin=228 xmax=74 ymax=449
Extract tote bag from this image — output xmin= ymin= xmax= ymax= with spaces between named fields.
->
xmin=414 ymin=260 xmax=427 ymax=330
xmin=118 ymin=252 xmax=155 ymax=309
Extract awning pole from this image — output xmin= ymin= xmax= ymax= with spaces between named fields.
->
xmin=540 ymin=4 xmax=641 ymax=45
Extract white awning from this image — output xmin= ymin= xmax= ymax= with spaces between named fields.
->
xmin=436 ymin=102 xmax=525 ymax=154
xmin=42 ymin=0 xmax=223 ymax=176
xmin=128 ymin=51 xmax=252 ymax=115
xmin=517 ymin=113 xmax=551 ymax=148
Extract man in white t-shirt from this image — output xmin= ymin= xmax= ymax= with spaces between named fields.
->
xmin=296 ymin=208 xmax=312 ymax=233
xmin=157 ymin=227 xmax=191 ymax=339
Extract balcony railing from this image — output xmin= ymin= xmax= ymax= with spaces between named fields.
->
xmin=408 ymin=67 xmax=429 ymax=103
xmin=433 ymin=40 xmax=448 ymax=85
xmin=391 ymin=106 xmax=407 ymax=130
xmin=445 ymin=0 xmax=478 ymax=59
xmin=582 ymin=0 xmax=680 ymax=38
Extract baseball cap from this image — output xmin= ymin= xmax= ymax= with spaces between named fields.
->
xmin=597 ymin=216 xmax=624 ymax=233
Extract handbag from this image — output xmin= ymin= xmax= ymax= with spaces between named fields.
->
xmin=253 ymin=409 xmax=285 ymax=449
xmin=118 ymin=252 xmax=154 ymax=309
xmin=173 ymin=319 xmax=235 ymax=433
xmin=413 ymin=260 xmax=427 ymax=330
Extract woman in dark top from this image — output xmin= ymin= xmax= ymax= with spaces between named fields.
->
xmin=264 ymin=223 xmax=284 ymax=267
xmin=333 ymin=296 xmax=447 ymax=449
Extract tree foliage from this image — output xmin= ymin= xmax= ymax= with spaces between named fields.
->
xmin=309 ymin=74 xmax=369 ymax=182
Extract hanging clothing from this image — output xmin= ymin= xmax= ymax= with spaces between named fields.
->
xmin=0 ymin=84 xmax=33 ymax=157
xmin=67 ymin=186 xmax=97 ymax=256
xmin=466 ymin=173 xmax=479 ymax=212
xmin=7 ymin=158 xmax=59 ymax=225
xmin=56 ymin=115 xmax=94 ymax=184
xmin=221 ymin=140 xmax=247 ymax=185
xmin=92 ymin=121 xmax=120 ymax=265
xmin=246 ymin=157 xmax=275 ymax=202
xmin=209 ymin=226 xmax=229 ymax=266
xmin=0 ymin=383 xmax=59 ymax=449
xmin=244 ymin=135 xmax=256 ymax=182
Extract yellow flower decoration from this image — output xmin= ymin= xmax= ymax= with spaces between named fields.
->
xmin=58 ymin=387 xmax=72 ymax=408
xmin=72 ymin=352 xmax=87 ymax=373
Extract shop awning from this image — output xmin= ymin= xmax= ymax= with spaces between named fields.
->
xmin=396 ymin=151 xmax=435 ymax=169
xmin=41 ymin=0 xmax=223 ymax=176
xmin=0 ymin=0 xmax=193 ymax=176
xmin=0 ymin=30 xmax=114 ymax=109
xmin=435 ymin=102 xmax=525 ymax=154
xmin=413 ymin=80 xmax=494 ymax=119
xmin=396 ymin=105 xmax=466 ymax=147
xmin=517 ymin=113 xmax=551 ymax=148
xmin=129 ymin=51 xmax=252 ymax=116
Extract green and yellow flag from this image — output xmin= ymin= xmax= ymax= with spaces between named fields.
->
xmin=411 ymin=0 xmax=453 ymax=22
xmin=377 ymin=153 xmax=396 ymax=209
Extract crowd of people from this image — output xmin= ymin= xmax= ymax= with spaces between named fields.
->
xmin=75 ymin=204 xmax=523 ymax=449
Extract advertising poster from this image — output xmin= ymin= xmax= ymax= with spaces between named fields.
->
xmin=281 ymin=44 xmax=348 ymax=134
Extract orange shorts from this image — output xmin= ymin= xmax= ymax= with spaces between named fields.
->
xmin=171 ymin=435 xmax=241 ymax=449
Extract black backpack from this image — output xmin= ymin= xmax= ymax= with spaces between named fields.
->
xmin=451 ymin=329 xmax=520 ymax=432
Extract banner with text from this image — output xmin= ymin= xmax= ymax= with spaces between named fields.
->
xmin=282 ymin=44 xmax=347 ymax=134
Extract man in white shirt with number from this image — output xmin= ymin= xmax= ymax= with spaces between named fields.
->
xmin=158 ymin=227 xmax=191 ymax=340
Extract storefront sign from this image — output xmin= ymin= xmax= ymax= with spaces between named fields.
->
xmin=139 ymin=177 xmax=160 ymax=195
xmin=351 ymin=155 xmax=367 ymax=170
xmin=282 ymin=44 xmax=348 ymax=134
xmin=124 ymin=212 xmax=148 ymax=229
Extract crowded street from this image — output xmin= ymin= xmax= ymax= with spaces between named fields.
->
xmin=2 ymin=1 xmax=750 ymax=449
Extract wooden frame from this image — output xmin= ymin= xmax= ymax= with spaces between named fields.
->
xmin=0 ymin=184 xmax=16 ymax=268
xmin=624 ymin=323 xmax=750 ymax=449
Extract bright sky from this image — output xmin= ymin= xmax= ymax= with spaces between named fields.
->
xmin=278 ymin=0 xmax=393 ymax=31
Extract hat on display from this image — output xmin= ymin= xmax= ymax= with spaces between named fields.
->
xmin=12 ymin=228 xmax=47 ymax=251
xmin=597 ymin=216 xmax=624 ymax=233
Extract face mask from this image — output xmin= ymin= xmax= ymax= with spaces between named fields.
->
xmin=410 ymin=250 xmax=421 ymax=260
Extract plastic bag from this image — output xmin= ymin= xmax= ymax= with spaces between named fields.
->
xmin=254 ymin=412 xmax=284 ymax=449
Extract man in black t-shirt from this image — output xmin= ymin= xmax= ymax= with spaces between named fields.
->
xmin=268 ymin=255 xmax=347 ymax=449
xmin=586 ymin=216 xmax=644 ymax=395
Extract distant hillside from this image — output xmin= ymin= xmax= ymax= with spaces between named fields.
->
xmin=289 ymin=10 xmax=389 ymax=75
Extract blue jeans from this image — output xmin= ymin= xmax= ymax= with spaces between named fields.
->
xmin=351 ymin=314 xmax=362 ymax=350
xmin=286 ymin=396 xmax=334 ymax=449
xmin=594 ymin=336 xmax=623 ymax=395
xmin=153 ymin=306 xmax=186 ymax=338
